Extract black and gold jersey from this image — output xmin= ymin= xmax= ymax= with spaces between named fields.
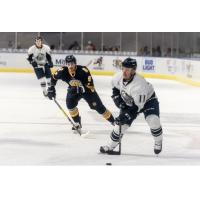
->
xmin=51 ymin=65 xmax=95 ymax=92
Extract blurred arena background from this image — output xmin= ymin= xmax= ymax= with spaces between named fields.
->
xmin=0 ymin=32 xmax=200 ymax=58
xmin=0 ymin=32 xmax=200 ymax=87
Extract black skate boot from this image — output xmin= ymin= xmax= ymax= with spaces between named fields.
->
xmin=72 ymin=117 xmax=82 ymax=134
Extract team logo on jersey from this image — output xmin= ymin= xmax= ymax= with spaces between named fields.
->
xmin=36 ymin=53 xmax=45 ymax=61
xmin=121 ymin=90 xmax=134 ymax=106
xmin=69 ymin=79 xmax=82 ymax=87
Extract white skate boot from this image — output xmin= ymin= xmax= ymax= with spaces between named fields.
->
xmin=154 ymin=140 xmax=162 ymax=155
xmin=100 ymin=141 xmax=119 ymax=154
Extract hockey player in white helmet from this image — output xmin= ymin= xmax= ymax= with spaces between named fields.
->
xmin=27 ymin=36 xmax=53 ymax=96
xmin=100 ymin=57 xmax=163 ymax=155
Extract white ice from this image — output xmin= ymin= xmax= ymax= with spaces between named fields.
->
xmin=0 ymin=72 xmax=200 ymax=165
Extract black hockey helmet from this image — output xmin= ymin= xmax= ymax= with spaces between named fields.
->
xmin=122 ymin=58 xmax=137 ymax=70
xmin=65 ymin=55 xmax=76 ymax=64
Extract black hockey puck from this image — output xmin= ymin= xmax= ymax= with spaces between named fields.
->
xmin=106 ymin=163 xmax=112 ymax=165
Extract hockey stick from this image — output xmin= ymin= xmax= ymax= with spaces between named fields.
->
xmin=105 ymin=109 xmax=122 ymax=155
xmin=118 ymin=121 xmax=122 ymax=155
xmin=85 ymin=60 xmax=93 ymax=67
xmin=53 ymin=98 xmax=82 ymax=136
xmin=118 ymin=107 xmax=123 ymax=155
xmin=53 ymin=98 xmax=94 ymax=138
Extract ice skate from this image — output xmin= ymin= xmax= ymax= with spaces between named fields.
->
xmin=43 ymin=90 xmax=48 ymax=97
xmin=154 ymin=140 xmax=162 ymax=155
xmin=72 ymin=122 xmax=82 ymax=134
xmin=100 ymin=141 xmax=119 ymax=155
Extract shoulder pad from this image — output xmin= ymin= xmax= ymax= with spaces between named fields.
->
xmin=82 ymin=67 xmax=89 ymax=73
xmin=28 ymin=45 xmax=35 ymax=54
xmin=53 ymin=67 xmax=64 ymax=75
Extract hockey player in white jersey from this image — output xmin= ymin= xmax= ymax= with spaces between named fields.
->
xmin=27 ymin=36 xmax=53 ymax=96
xmin=100 ymin=58 xmax=163 ymax=155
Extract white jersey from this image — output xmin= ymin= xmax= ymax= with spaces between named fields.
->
xmin=112 ymin=72 xmax=155 ymax=112
xmin=28 ymin=44 xmax=51 ymax=66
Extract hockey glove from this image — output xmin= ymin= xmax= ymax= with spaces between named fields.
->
xmin=27 ymin=55 xmax=37 ymax=68
xmin=115 ymin=112 xmax=132 ymax=125
xmin=47 ymin=86 xmax=56 ymax=100
xmin=119 ymin=102 xmax=126 ymax=109
xmin=115 ymin=108 xmax=138 ymax=126
xmin=112 ymin=94 xmax=126 ymax=109
xmin=49 ymin=61 xmax=53 ymax=68
xmin=45 ymin=62 xmax=53 ymax=68
xmin=31 ymin=61 xmax=38 ymax=68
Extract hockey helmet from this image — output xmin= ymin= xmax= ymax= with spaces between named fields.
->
xmin=65 ymin=55 xmax=76 ymax=64
xmin=122 ymin=58 xmax=137 ymax=70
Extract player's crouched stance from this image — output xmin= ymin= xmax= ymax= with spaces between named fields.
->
xmin=46 ymin=55 xmax=115 ymax=133
xmin=100 ymin=58 xmax=163 ymax=155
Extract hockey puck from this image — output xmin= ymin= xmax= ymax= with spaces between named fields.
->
xmin=106 ymin=163 xmax=112 ymax=165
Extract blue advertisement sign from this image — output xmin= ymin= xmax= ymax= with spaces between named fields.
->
xmin=142 ymin=59 xmax=155 ymax=72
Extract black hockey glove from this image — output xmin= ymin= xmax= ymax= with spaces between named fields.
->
xmin=45 ymin=62 xmax=53 ymax=68
xmin=47 ymin=86 xmax=56 ymax=100
xmin=49 ymin=61 xmax=53 ymax=68
xmin=67 ymin=86 xmax=85 ymax=98
xmin=112 ymin=94 xmax=126 ymax=109
xmin=115 ymin=112 xmax=132 ymax=125
xmin=115 ymin=107 xmax=138 ymax=126
xmin=119 ymin=102 xmax=126 ymax=109
xmin=31 ymin=61 xmax=38 ymax=68
xmin=27 ymin=55 xmax=37 ymax=68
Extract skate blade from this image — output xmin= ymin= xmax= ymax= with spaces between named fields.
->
xmin=107 ymin=151 xmax=120 ymax=155
xmin=99 ymin=150 xmax=121 ymax=155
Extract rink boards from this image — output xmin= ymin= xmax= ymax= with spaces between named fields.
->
xmin=0 ymin=52 xmax=200 ymax=86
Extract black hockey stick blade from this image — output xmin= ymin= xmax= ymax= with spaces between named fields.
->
xmin=106 ymin=150 xmax=121 ymax=155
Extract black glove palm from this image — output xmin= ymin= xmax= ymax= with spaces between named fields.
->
xmin=47 ymin=86 xmax=56 ymax=100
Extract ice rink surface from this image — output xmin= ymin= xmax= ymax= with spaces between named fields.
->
xmin=0 ymin=72 xmax=200 ymax=165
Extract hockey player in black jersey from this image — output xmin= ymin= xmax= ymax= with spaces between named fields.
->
xmin=47 ymin=55 xmax=115 ymax=132
xmin=27 ymin=36 xmax=53 ymax=97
